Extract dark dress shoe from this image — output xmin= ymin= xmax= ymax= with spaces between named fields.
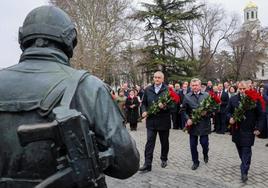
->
xmin=204 ymin=155 xmax=209 ymax=163
xmin=191 ymin=163 xmax=199 ymax=170
xmin=241 ymin=174 xmax=248 ymax=183
xmin=161 ymin=161 xmax=167 ymax=168
xmin=265 ymin=143 xmax=268 ymax=147
xmin=139 ymin=165 xmax=151 ymax=172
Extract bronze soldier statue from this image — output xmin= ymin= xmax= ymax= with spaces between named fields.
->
xmin=0 ymin=5 xmax=139 ymax=188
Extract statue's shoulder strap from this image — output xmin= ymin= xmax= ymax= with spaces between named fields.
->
xmin=59 ymin=70 xmax=89 ymax=108
xmin=39 ymin=70 xmax=89 ymax=116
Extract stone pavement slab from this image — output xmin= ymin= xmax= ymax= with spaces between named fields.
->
xmin=106 ymin=121 xmax=268 ymax=188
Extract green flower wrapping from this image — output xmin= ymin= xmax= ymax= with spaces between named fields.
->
xmin=191 ymin=93 xmax=220 ymax=125
xmin=183 ymin=92 xmax=221 ymax=133
xmin=147 ymin=87 xmax=180 ymax=116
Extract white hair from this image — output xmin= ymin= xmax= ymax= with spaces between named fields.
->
xmin=190 ymin=78 xmax=201 ymax=85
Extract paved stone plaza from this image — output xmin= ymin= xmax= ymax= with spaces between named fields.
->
xmin=106 ymin=121 xmax=268 ymax=188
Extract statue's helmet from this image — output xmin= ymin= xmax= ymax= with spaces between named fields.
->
xmin=19 ymin=6 xmax=77 ymax=58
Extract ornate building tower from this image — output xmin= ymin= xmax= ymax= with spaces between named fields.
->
xmin=242 ymin=1 xmax=268 ymax=81
xmin=244 ymin=1 xmax=258 ymax=22
xmin=231 ymin=1 xmax=268 ymax=81
xmin=242 ymin=1 xmax=260 ymax=32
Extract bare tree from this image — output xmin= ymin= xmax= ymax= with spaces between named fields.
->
xmin=50 ymin=0 xmax=137 ymax=85
xmin=227 ymin=25 xmax=268 ymax=81
xmin=177 ymin=3 xmax=239 ymax=79
xmin=213 ymin=50 xmax=233 ymax=81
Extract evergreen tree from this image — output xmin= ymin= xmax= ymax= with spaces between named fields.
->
xmin=133 ymin=0 xmax=201 ymax=81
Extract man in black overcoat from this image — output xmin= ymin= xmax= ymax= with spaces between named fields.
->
xmin=139 ymin=71 xmax=171 ymax=172
xmin=205 ymin=80 xmax=213 ymax=92
xmin=226 ymin=81 xmax=264 ymax=182
xmin=182 ymin=78 xmax=211 ymax=170
xmin=178 ymin=82 xmax=190 ymax=129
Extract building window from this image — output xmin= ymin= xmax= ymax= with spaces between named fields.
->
xmin=247 ymin=12 xmax=249 ymax=20
xmin=251 ymin=11 xmax=254 ymax=19
xmin=256 ymin=12 xmax=258 ymax=19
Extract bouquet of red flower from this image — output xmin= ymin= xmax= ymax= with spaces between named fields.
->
xmin=231 ymin=89 xmax=265 ymax=129
xmin=147 ymin=87 xmax=180 ymax=116
xmin=183 ymin=92 xmax=221 ymax=133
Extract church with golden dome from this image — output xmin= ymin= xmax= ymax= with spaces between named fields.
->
xmin=242 ymin=1 xmax=261 ymax=32
xmin=239 ymin=1 xmax=268 ymax=81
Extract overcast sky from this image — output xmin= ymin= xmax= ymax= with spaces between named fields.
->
xmin=1 ymin=0 xmax=268 ymax=68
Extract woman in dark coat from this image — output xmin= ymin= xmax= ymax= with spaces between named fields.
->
xmin=125 ymin=89 xmax=140 ymax=131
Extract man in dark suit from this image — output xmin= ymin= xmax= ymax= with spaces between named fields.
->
xmin=182 ymin=78 xmax=211 ymax=170
xmin=205 ymin=80 xmax=213 ymax=92
xmin=122 ymin=83 xmax=130 ymax=97
xmin=215 ymin=83 xmax=229 ymax=134
xmin=139 ymin=71 xmax=171 ymax=172
xmin=224 ymin=81 xmax=230 ymax=93
xmin=170 ymin=89 xmax=180 ymax=129
xmin=226 ymin=81 xmax=264 ymax=182
xmin=178 ymin=82 xmax=190 ymax=129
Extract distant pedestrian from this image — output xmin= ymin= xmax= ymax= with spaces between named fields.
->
xmin=214 ymin=83 xmax=229 ymax=134
xmin=116 ymin=89 xmax=127 ymax=118
xmin=125 ymin=90 xmax=140 ymax=131
xmin=228 ymin=85 xmax=237 ymax=98
xmin=205 ymin=80 xmax=213 ymax=92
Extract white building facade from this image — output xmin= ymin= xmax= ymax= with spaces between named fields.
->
xmin=242 ymin=1 xmax=268 ymax=81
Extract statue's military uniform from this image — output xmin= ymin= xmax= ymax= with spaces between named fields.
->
xmin=0 ymin=6 xmax=139 ymax=188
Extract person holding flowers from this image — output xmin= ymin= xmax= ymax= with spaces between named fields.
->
xmin=139 ymin=71 xmax=179 ymax=173
xmin=182 ymin=78 xmax=215 ymax=170
xmin=226 ymin=81 xmax=264 ymax=183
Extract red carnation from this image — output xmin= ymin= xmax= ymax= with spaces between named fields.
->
xmin=232 ymin=89 xmax=265 ymax=126
xmin=209 ymin=91 xmax=221 ymax=104
xmin=148 ymin=87 xmax=180 ymax=116
xmin=245 ymin=89 xmax=265 ymax=110
xmin=168 ymin=87 xmax=180 ymax=104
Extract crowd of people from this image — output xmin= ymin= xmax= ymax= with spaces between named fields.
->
xmin=113 ymin=79 xmax=268 ymax=135
xmin=112 ymin=73 xmax=268 ymax=183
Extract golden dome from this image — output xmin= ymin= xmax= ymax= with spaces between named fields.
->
xmin=245 ymin=1 xmax=257 ymax=9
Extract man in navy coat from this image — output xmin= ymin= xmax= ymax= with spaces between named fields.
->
xmin=226 ymin=81 xmax=264 ymax=182
xmin=182 ymin=78 xmax=211 ymax=170
xmin=139 ymin=71 xmax=171 ymax=172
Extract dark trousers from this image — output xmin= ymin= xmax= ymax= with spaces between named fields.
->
xmin=179 ymin=112 xmax=186 ymax=129
xmin=130 ymin=123 xmax=137 ymax=130
xmin=236 ymin=145 xmax=252 ymax=175
xmin=171 ymin=112 xmax=179 ymax=129
xmin=189 ymin=135 xmax=209 ymax=164
xmin=144 ymin=129 xmax=170 ymax=166
xmin=215 ymin=112 xmax=227 ymax=133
